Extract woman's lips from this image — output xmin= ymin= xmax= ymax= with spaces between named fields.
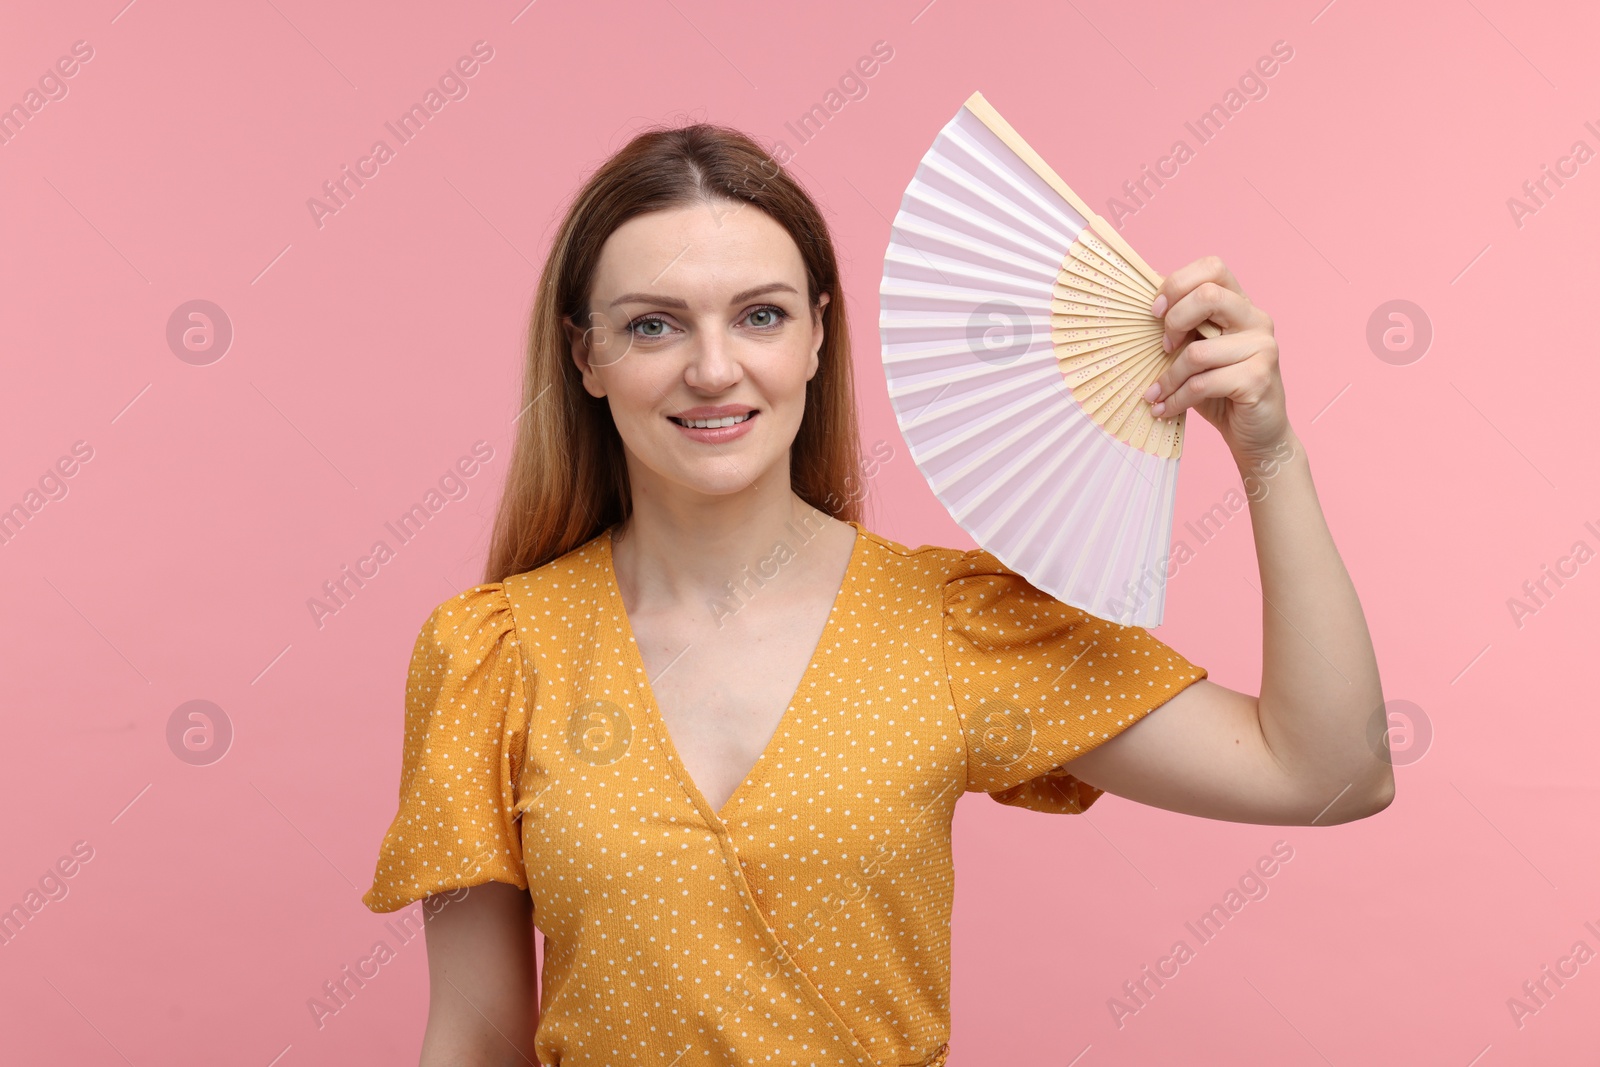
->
xmin=667 ymin=410 xmax=757 ymax=443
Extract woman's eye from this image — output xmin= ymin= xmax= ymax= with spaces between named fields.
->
xmin=625 ymin=306 xmax=787 ymax=338
xmin=627 ymin=316 xmax=672 ymax=338
xmin=747 ymin=305 xmax=788 ymax=329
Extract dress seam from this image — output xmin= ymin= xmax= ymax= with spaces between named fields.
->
xmin=490 ymin=577 xmax=539 ymax=843
xmin=938 ymin=576 xmax=973 ymax=796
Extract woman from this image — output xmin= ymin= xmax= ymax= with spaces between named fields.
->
xmin=362 ymin=120 xmax=1391 ymax=1066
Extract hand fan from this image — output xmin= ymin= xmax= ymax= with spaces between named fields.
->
xmin=878 ymin=90 xmax=1221 ymax=628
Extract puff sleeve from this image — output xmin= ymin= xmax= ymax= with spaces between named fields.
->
xmin=941 ymin=552 xmax=1208 ymax=815
xmin=362 ymin=583 xmax=531 ymax=913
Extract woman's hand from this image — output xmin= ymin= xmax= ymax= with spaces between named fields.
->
xmin=1142 ymin=256 xmax=1289 ymax=463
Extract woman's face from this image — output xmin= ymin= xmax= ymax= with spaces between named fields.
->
xmin=567 ymin=198 xmax=829 ymax=507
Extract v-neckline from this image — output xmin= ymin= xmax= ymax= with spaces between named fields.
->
xmin=600 ymin=518 xmax=867 ymax=829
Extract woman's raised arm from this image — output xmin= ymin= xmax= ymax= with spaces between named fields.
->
xmin=1061 ymin=257 xmax=1393 ymax=826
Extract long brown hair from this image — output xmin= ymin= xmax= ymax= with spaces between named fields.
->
xmin=482 ymin=121 xmax=864 ymax=583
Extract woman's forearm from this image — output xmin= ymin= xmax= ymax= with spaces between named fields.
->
xmin=1240 ymin=425 xmax=1393 ymax=820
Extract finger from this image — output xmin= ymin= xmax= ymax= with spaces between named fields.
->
xmin=1150 ymin=366 xmax=1220 ymax=418
xmin=1151 ymin=359 xmax=1270 ymax=419
xmin=1142 ymin=333 xmax=1254 ymax=404
xmin=1149 ymin=255 xmax=1241 ymax=319
xmin=1161 ymin=280 xmax=1257 ymax=352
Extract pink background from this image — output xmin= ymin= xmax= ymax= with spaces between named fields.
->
xmin=3 ymin=0 xmax=1597 ymax=1063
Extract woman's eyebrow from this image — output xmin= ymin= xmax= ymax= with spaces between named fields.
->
xmin=607 ymin=282 xmax=799 ymax=309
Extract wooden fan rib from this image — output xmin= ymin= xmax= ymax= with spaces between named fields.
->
xmin=1051 ymin=326 xmax=1160 ymax=366
xmin=1049 ymin=311 xmax=1154 ymax=333
xmin=1048 ymin=294 xmax=1149 ymax=316
xmin=1047 ymin=236 xmax=1186 ymax=459
xmin=1052 ymin=277 xmax=1151 ymax=314
xmin=1075 ymin=231 xmax=1156 ymax=294
xmin=1049 ymin=308 xmax=1155 ymax=332
xmin=1053 ymin=268 xmax=1152 ymax=313
xmin=1055 ymin=321 xmax=1164 ymax=367
xmin=1054 ymin=300 xmax=1151 ymax=328
xmin=1052 ymin=334 xmax=1152 ymax=356
xmin=1053 ymin=336 xmax=1186 ymax=461
xmin=1065 ymin=243 xmax=1157 ymax=305
xmin=1097 ymin=371 xmax=1185 ymax=460
xmin=1056 ymin=334 xmax=1164 ymax=387
xmin=1056 ymin=247 xmax=1151 ymax=297
xmin=1051 ymin=328 xmax=1156 ymax=356
xmin=1050 ymin=288 xmax=1149 ymax=319
xmin=1071 ymin=343 xmax=1166 ymax=417
xmin=1054 ymin=277 xmax=1150 ymax=309
xmin=1057 ymin=244 xmax=1138 ymax=285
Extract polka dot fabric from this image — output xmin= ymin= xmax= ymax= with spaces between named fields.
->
xmin=363 ymin=520 xmax=1207 ymax=1065
xmin=363 ymin=588 xmax=531 ymax=909
xmin=942 ymin=555 xmax=1210 ymax=816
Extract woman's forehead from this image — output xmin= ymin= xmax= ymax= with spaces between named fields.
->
xmin=593 ymin=203 xmax=806 ymax=299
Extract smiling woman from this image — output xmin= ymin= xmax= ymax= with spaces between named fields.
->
xmin=361 ymin=109 xmax=1390 ymax=1067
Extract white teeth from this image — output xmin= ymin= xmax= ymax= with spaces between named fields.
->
xmin=677 ymin=412 xmax=752 ymax=429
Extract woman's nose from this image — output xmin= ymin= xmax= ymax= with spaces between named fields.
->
xmin=685 ymin=330 xmax=742 ymax=389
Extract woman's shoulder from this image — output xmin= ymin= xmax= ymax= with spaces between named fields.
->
xmin=409 ymin=581 xmax=518 ymax=669
xmin=496 ymin=529 xmax=613 ymax=637
xmin=409 ymin=529 xmax=616 ymax=670
xmin=852 ymin=521 xmax=1021 ymax=587
xmin=852 ymin=523 xmax=1085 ymax=637
xmin=413 ymin=538 xmax=606 ymax=663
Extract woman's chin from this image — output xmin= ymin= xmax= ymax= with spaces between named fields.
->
xmin=643 ymin=456 xmax=790 ymax=501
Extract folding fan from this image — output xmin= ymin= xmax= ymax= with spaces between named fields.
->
xmin=878 ymin=90 xmax=1221 ymax=628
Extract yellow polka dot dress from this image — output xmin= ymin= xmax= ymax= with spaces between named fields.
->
xmin=362 ymin=520 xmax=1207 ymax=1066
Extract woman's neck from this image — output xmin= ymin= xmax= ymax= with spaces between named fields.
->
xmin=610 ymin=490 xmax=848 ymax=611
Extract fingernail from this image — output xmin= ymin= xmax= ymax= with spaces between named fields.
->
xmin=1150 ymin=401 xmax=1166 ymax=416
xmin=1151 ymin=294 xmax=1168 ymax=317
xmin=1143 ymin=382 xmax=1161 ymax=401
xmin=1162 ymin=334 xmax=1173 ymax=353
